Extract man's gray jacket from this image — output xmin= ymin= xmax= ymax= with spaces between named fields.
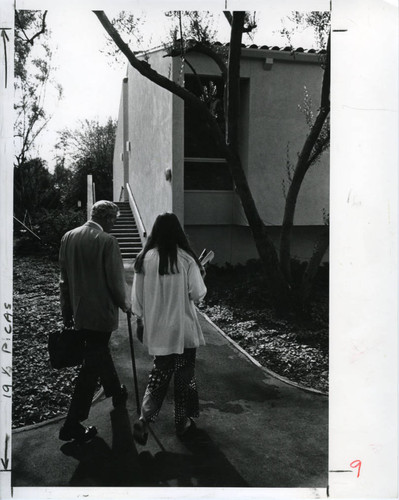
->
xmin=59 ymin=221 xmax=128 ymax=332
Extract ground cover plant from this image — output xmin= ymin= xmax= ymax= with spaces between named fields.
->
xmin=12 ymin=255 xmax=328 ymax=429
xmin=199 ymin=260 xmax=328 ymax=394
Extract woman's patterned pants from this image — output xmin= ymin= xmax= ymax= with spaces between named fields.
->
xmin=140 ymin=348 xmax=199 ymax=432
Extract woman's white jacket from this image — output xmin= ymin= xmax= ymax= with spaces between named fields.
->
xmin=131 ymin=248 xmax=207 ymax=356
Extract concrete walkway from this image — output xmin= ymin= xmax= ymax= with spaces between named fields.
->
xmin=12 ymin=264 xmax=328 ymax=489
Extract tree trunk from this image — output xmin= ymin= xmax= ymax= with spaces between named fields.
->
xmin=223 ymin=12 xmax=291 ymax=310
xmin=298 ymin=226 xmax=329 ymax=312
xmin=279 ymin=106 xmax=329 ymax=282
xmin=279 ymin=33 xmax=331 ymax=286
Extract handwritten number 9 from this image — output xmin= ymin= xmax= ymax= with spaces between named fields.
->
xmin=350 ymin=460 xmax=361 ymax=478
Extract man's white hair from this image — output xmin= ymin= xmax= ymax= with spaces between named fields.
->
xmin=91 ymin=200 xmax=119 ymax=220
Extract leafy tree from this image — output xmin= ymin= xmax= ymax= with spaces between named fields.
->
xmin=13 ymin=158 xmax=61 ymax=221
xmin=94 ymin=10 xmax=330 ymax=315
xmin=14 ymin=10 xmax=63 ymax=166
xmin=13 ymin=157 xmax=86 ymax=255
xmin=101 ymin=11 xmax=146 ymax=67
xmin=55 ymin=118 xmax=117 ymax=208
xmin=280 ymin=11 xmax=330 ymax=51
xmin=165 ymin=11 xmax=219 ymax=45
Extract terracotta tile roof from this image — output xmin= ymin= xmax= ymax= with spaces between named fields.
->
xmin=214 ymin=41 xmax=326 ymax=54
xmin=140 ymin=41 xmax=327 ymax=59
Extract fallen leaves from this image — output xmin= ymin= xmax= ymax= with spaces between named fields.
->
xmin=200 ymin=264 xmax=329 ymax=393
xmin=13 ymin=256 xmax=79 ymax=429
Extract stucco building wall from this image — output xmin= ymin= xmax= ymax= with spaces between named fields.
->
xmin=185 ymin=224 xmax=327 ymax=266
xmin=124 ymin=51 xmax=176 ymax=233
xmin=112 ymin=87 xmax=125 ymax=201
xmin=244 ymin=56 xmax=328 ymax=226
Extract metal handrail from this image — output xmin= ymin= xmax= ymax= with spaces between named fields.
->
xmin=119 ymin=185 xmax=124 ymax=202
xmin=125 ymin=183 xmax=147 ymax=243
xmin=87 ymin=174 xmax=94 ymax=220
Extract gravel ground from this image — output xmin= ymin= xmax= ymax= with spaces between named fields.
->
xmin=12 ymin=255 xmax=328 ymax=429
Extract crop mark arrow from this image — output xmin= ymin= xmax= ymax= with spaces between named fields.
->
xmin=1 ymin=433 xmax=10 ymax=470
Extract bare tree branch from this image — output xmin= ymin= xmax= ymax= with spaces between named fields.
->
xmin=223 ymin=11 xmax=233 ymax=26
xmin=223 ymin=11 xmax=255 ymax=33
xmin=226 ymin=12 xmax=244 ymax=149
xmin=15 ymin=10 xmax=48 ymax=45
xmin=308 ymin=128 xmax=330 ymax=166
xmin=167 ymin=41 xmax=227 ymax=81
xmin=93 ymin=10 xmax=218 ymax=121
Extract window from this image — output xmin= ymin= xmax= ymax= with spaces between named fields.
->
xmin=184 ymin=158 xmax=233 ymax=190
xmin=184 ymin=75 xmax=233 ymax=190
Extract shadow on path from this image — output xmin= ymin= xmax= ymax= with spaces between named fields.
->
xmin=60 ymin=407 xmax=247 ymax=487
xmin=138 ymin=428 xmax=248 ymax=487
xmin=60 ymin=407 xmax=142 ymax=486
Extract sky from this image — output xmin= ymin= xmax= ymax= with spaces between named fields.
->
xmin=16 ymin=3 xmax=330 ymax=170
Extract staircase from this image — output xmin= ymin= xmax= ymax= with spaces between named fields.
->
xmin=112 ymin=202 xmax=143 ymax=259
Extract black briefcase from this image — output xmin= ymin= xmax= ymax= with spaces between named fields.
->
xmin=48 ymin=327 xmax=85 ymax=369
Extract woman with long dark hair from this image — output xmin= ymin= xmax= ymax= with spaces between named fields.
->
xmin=131 ymin=212 xmax=207 ymax=444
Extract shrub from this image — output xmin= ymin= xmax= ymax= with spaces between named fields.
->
xmin=14 ymin=208 xmax=86 ymax=258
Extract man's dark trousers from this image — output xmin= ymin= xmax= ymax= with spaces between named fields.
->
xmin=66 ymin=329 xmax=121 ymax=423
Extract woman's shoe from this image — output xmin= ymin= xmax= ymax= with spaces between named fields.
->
xmin=133 ymin=419 xmax=148 ymax=445
xmin=176 ymin=418 xmax=196 ymax=439
xmin=112 ymin=384 xmax=128 ymax=408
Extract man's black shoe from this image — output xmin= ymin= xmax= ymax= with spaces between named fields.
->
xmin=112 ymin=384 xmax=128 ymax=408
xmin=59 ymin=423 xmax=97 ymax=442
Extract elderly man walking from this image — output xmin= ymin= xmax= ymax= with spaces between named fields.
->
xmin=59 ymin=200 xmax=130 ymax=442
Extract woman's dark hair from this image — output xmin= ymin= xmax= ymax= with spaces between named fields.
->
xmin=134 ymin=213 xmax=201 ymax=275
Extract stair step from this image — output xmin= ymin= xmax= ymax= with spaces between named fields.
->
xmin=113 ymin=230 xmax=138 ymax=234
xmin=115 ymin=234 xmax=140 ymax=238
xmin=120 ymin=243 xmax=142 ymax=249
xmin=112 ymin=200 xmax=143 ymax=260
xmin=112 ymin=229 xmax=139 ymax=234
xmin=114 ymin=236 xmax=141 ymax=240
xmin=113 ymin=222 xmax=137 ymax=226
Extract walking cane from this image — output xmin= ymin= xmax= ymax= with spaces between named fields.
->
xmin=126 ymin=311 xmax=141 ymax=415
xmin=126 ymin=312 xmax=165 ymax=451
